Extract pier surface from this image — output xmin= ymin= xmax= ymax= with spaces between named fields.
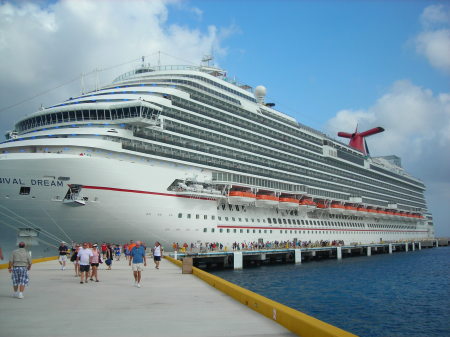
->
xmin=0 ymin=258 xmax=295 ymax=337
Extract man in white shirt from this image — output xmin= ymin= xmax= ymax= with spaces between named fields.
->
xmin=76 ymin=242 xmax=93 ymax=284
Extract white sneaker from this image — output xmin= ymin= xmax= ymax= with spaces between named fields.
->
xmin=137 ymin=283 xmax=141 ymax=288
xmin=17 ymin=293 xmax=24 ymax=299
xmin=13 ymin=292 xmax=18 ymax=298
xmin=62 ymin=266 xmax=65 ymax=271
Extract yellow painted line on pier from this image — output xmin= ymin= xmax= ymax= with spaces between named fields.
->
xmin=164 ymin=255 xmax=357 ymax=337
xmin=0 ymin=256 xmax=58 ymax=269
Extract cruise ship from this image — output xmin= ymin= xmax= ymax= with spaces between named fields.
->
xmin=0 ymin=61 xmax=434 ymax=252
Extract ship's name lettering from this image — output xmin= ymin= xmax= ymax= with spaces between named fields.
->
xmin=0 ymin=177 xmax=63 ymax=187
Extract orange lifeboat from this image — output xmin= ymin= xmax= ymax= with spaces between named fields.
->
xmin=279 ymin=197 xmax=299 ymax=209
xmin=330 ymin=203 xmax=345 ymax=214
xmin=228 ymin=190 xmax=256 ymax=205
xmin=255 ymin=193 xmax=279 ymax=208
xmin=299 ymin=199 xmax=316 ymax=210
xmin=357 ymin=207 xmax=369 ymax=217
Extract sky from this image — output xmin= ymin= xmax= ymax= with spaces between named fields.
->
xmin=0 ymin=0 xmax=449 ymax=236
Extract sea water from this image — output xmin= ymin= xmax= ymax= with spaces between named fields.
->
xmin=212 ymin=246 xmax=450 ymax=337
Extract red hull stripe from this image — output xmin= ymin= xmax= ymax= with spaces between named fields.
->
xmin=217 ymin=225 xmax=427 ymax=233
xmin=82 ymin=185 xmax=215 ymax=201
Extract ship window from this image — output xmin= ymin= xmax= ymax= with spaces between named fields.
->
xmin=264 ymin=230 xmax=267 ymax=233
xmin=218 ymin=216 xmax=221 ymax=220
xmin=280 ymin=230 xmax=283 ymax=233
xmin=204 ymin=215 xmax=207 ymax=220
xmin=19 ymin=187 xmax=30 ymax=195
xmin=203 ymin=228 xmax=207 ymax=232
xmin=259 ymin=230 xmax=262 ymax=233
xmin=227 ymin=229 xmax=230 ymax=233
xmin=278 ymin=219 xmax=282 ymax=224
xmin=233 ymin=229 xmax=237 ymax=233
xmin=240 ymin=229 xmax=243 ymax=233
xmin=219 ymin=229 xmax=223 ymax=233
xmin=247 ymin=229 xmax=250 ymax=233
xmin=253 ymin=230 xmax=256 ymax=233
xmin=211 ymin=228 xmax=215 ymax=233
xmin=301 ymin=220 xmax=305 ymax=225
xmin=196 ymin=214 xmax=199 ymax=219
xmin=187 ymin=214 xmax=191 ymax=219
xmin=225 ymin=217 xmax=229 ymax=221
xmin=178 ymin=213 xmax=182 ymax=218
xmin=270 ymin=230 xmax=272 ymax=233
xmin=232 ymin=217 xmax=236 ymax=221
xmin=228 ymin=205 xmax=232 ymax=211
xmin=283 ymin=219 xmax=287 ymax=224
xmin=212 ymin=215 xmax=215 ymax=220
xmin=238 ymin=218 xmax=242 ymax=222
xmin=235 ymin=205 xmax=239 ymax=211
xmin=272 ymin=218 xmax=276 ymax=224
xmin=245 ymin=218 xmax=249 ymax=222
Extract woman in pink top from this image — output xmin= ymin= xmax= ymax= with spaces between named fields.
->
xmin=89 ymin=244 xmax=101 ymax=282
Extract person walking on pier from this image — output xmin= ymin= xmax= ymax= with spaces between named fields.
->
xmin=89 ymin=244 xmax=101 ymax=282
xmin=129 ymin=240 xmax=146 ymax=288
xmin=58 ymin=241 xmax=69 ymax=271
xmin=77 ymin=242 xmax=93 ymax=284
xmin=8 ymin=242 xmax=32 ymax=299
xmin=152 ymin=241 xmax=163 ymax=270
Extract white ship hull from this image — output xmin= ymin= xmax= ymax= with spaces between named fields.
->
xmin=0 ymin=153 xmax=432 ymax=250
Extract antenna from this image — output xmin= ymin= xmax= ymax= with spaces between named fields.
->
xmin=201 ymin=55 xmax=213 ymax=66
xmin=141 ymin=56 xmax=145 ymax=68
xmin=158 ymin=51 xmax=161 ymax=66
xmin=80 ymin=72 xmax=85 ymax=94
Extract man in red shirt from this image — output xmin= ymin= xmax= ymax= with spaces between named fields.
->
xmin=101 ymin=243 xmax=107 ymax=259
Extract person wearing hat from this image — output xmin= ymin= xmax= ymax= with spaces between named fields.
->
xmin=8 ymin=241 xmax=32 ymax=299
xmin=58 ymin=241 xmax=69 ymax=271
xmin=89 ymin=244 xmax=101 ymax=282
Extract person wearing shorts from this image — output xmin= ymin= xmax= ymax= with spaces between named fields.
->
xmin=152 ymin=241 xmax=163 ymax=270
xmin=58 ymin=242 xmax=69 ymax=270
xmin=89 ymin=244 xmax=101 ymax=282
xmin=129 ymin=241 xmax=146 ymax=288
xmin=8 ymin=241 xmax=32 ymax=299
xmin=77 ymin=242 xmax=93 ymax=284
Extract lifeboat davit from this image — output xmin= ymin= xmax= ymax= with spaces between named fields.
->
xmin=299 ymin=199 xmax=316 ymax=210
xmin=255 ymin=194 xmax=279 ymax=208
xmin=228 ymin=191 xmax=256 ymax=205
xmin=278 ymin=197 xmax=299 ymax=209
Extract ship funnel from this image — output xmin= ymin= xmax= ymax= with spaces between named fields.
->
xmin=254 ymin=85 xmax=266 ymax=104
xmin=338 ymin=126 xmax=384 ymax=155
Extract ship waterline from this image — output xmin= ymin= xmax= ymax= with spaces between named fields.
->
xmin=0 ymin=63 xmax=434 ymax=249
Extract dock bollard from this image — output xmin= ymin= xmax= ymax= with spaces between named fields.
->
xmin=182 ymin=257 xmax=193 ymax=274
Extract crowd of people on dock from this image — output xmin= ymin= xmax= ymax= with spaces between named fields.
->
xmin=4 ymin=239 xmax=163 ymax=299
xmin=172 ymin=239 xmax=346 ymax=253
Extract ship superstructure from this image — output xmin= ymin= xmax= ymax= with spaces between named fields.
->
xmin=0 ymin=63 xmax=434 ymax=250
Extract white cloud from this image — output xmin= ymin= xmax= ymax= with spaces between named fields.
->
xmin=326 ymin=80 xmax=450 ymax=181
xmin=0 ymin=0 xmax=231 ymax=133
xmin=415 ymin=4 xmax=450 ymax=74
xmin=420 ymin=4 xmax=450 ymax=28
xmin=326 ymin=80 xmax=450 ymax=235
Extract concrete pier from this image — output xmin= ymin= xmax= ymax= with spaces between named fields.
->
xmin=367 ymin=246 xmax=371 ymax=256
xmin=0 ymin=259 xmax=295 ymax=337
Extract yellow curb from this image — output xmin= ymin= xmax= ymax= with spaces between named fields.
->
xmin=164 ymin=255 xmax=357 ymax=337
